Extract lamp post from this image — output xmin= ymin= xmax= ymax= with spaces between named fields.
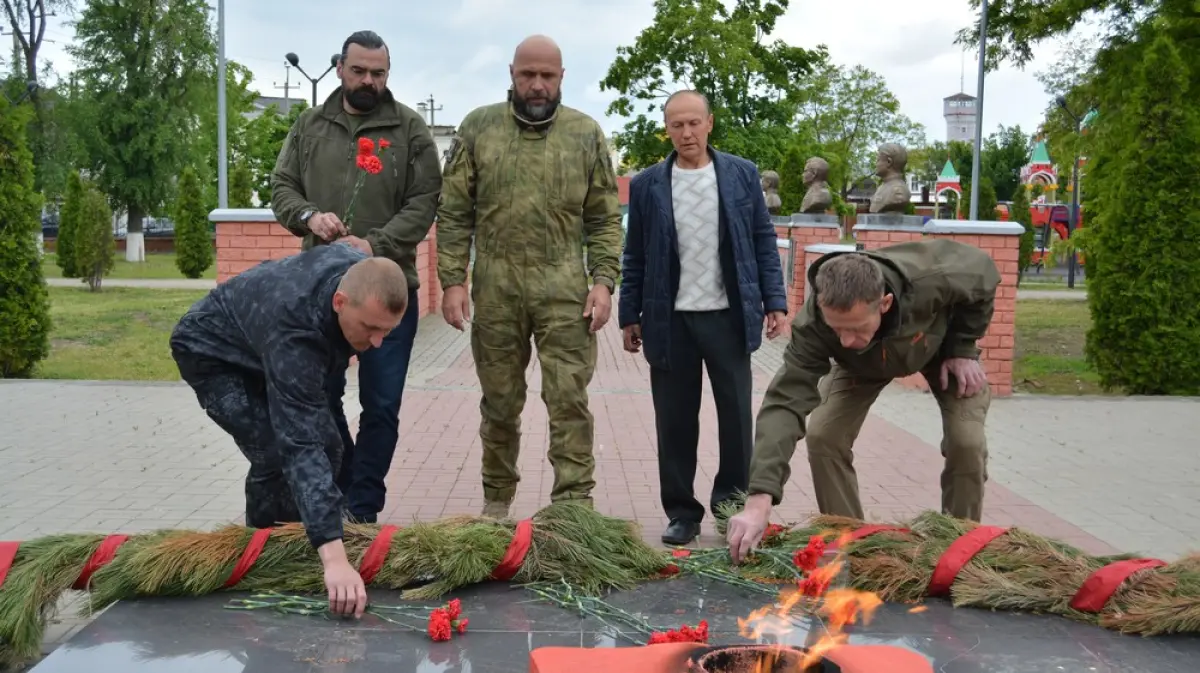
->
xmin=968 ymin=0 xmax=989 ymax=220
xmin=1056 ymin=95 xmax=1083 ymax=290
xmin=217 ymin=0 xmax=227 ymax=209
xmin=285 ymin=52 xmax=341 ymax=107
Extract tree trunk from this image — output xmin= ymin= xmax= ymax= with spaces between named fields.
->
xmin=125 ymin=203 xmax=145 ymax=263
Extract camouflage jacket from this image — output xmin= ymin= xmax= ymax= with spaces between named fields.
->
xmin=169 ymin=243 xmax=367 ymax=548
xmin=271 ymin=87 xmax=442 ymax=292
xmin=435 ymin=100 xmax=623 ymax=288
xmin=749 ymin=239 xmax=1001 ymax=504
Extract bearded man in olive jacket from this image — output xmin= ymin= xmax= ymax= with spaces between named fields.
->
xmin=726 ymin=240 xmax=1001 ymax=563
xmin=270 ymin=30 xmax=442 ymax=524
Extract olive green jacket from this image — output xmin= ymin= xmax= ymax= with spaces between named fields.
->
xmin=434 ymin=100 xmax=623 ymax=289
xmin=270 ymin=87 xmax=442 ymax=291
xmin=748 ymin=239 xmax=1001 ymax=504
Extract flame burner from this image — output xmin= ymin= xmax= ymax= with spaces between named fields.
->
xmin=687 ymin=645 xmax=821 ymax=673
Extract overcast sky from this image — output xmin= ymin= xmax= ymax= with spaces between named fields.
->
xmin=27 ymin=0 xmax=1083 ymax=146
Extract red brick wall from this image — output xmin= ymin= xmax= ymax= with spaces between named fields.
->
xmin=853 ymin=227 xmax=923 ymax=250
xmin=785 ymin=226 xmax=842 ymax=316
xmin=212 ymin=214 xmax=440 ymax=319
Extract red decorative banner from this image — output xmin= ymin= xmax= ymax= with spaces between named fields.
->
xmin=927 ymin=526 xmax=1009 ymax=597
xmin=73 ymin=535 xmax=130 ymax=590
xmin=490 ymin=519 xmax=534 ymax=581
xmin=1070 ymin=558 xmax=1167 ymax=613
xmin=224 ymin=528 xmax=273 ymax=588
xmin=358 ymin=525 xmax=399 ymax=584
xmin=0 ymin=541 xmax=19 ymax=590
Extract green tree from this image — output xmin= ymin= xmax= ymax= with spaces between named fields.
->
xmin=1083 ymin=34 xmax=1200 ymax=395
xmin=599 ymin=0 xmax=823 ymax=170
xmin=229 ymin=161 xmax=254 ymax=208
xmin=173 ymin=165 xmax=212 ymax=279
xmin=243 ymin=100 xmax=308 ymax=205
xmin=794 ymin=59 xmax=927 ymax=194
xmin=66 ymin=0 xmax=217 ymax=258
xmin=74 ymin=179 xmax=115 ymax=291
xmin=912 ymin=139 xmax=973 ymax=187
xmin=55 ymin=169 xmax=83 ymax=277
xmin=191 ymin=59 xmax=258 ymax=211
xmin=981 ymin=124 xmax=1031 ymax=201
xmin=0 ymin=94 xmax=51 ymax=377
xmin=1009 ymin=182 xmax=1035 ymax=283
xmin=959 ymin=178 xmax=998 ymax=221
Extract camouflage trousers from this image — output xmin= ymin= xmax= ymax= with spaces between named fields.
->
xmin=806 ymin=363 xmax=991 ymax=522
xmin=174 ymin=352 xmax=347 ymax=528
xmin=468 ymin=252 xmax=599 ymax=505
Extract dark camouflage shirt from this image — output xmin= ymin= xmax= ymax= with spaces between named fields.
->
xmin=171 ymin=243 xmax=367 ymax=548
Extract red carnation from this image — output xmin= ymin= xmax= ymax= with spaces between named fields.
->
xmin=455 ymin=617 xmax=469 ymax=634
xmin=379 ymin=138 xmax=391 ymax=149
xmin=427 ymin=608 xmax=453 ymax=642
xmin=357 ymin=137 xmax=375 ymax=155
xmin=446 ymin=598 xmax=462 ymax=620
xmin=648 ymin=620 xmax=708 ymax=645
xmin=792 ymin=535 xmax=826 ymax=572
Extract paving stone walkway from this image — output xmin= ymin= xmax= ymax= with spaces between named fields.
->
xmin=3 ymin=307 xmax=1197 ymax=657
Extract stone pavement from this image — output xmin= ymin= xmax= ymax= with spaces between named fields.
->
xmin=2 ymin=308 xmax=1197 ymax=659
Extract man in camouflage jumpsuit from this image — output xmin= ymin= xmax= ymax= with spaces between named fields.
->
xmin=435 ymin=35 xmax=624 ymax=518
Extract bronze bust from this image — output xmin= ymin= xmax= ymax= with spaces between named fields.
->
xmin=869 ymin=142 xmax=912 ymax=214
xmin=761 ymin=170 xmax=782 ymax=215
xmin=800 ymin=157 xmax=833 ymax=214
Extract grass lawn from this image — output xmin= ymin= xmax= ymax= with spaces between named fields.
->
xmin=41 ymin=252 xmax=216 ymax=280
xmin=1013 ymin=299 xmax=1114 ymax=396
xmin=36 ymin=286 xmax=208 ymax=381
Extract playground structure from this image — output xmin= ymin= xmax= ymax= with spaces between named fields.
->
xmin=937 ymin=139 xmax=1086 ymax=268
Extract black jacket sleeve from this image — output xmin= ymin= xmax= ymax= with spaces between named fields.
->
xmin=262 ymin=330 xmax=346 ymax=548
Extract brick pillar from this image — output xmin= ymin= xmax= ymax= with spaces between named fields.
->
xmin=784 ymin=215 xmax=842 ymax=316
xmin=416 ymin=225 xmax=441 ymax=318
xmin=923 ymin=219 xmax=1024 ymax=397
xmin=209 ymin=208 xmax=301 ymax=283
xmin=852 ymin=213 xmax=925 ymax=251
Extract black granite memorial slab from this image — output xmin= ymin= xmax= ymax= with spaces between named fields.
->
xmin=27 ymin=576 xmax=1200 ymax=672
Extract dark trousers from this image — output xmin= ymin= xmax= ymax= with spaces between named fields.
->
xmin=329 ymin=288 xmax=420 ymax=522
xmin=174 ymin=352 xmax=348 ymax=528
xmin=650 ymin=308 xmax=754 ymax=524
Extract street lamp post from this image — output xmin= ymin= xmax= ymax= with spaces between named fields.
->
xmin=1056 ymin=96 xmax=1083 ymax=290
xmin=968 ymin=0 xmax=989 ymax=220
xmin=285 ymin=52 xmax=341 ymax=107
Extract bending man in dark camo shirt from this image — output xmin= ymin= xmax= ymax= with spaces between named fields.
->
xmin=169 ymin=243 xmax=409 ymax=617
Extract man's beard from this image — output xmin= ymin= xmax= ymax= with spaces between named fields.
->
xmin=512 ymin=88 xmax=561 ymax=122
xmin=345 ymin=85 xmax=381 ymax=113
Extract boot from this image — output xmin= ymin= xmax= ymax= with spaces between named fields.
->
xmin=482 ymin=500 xmax=511 ymax=519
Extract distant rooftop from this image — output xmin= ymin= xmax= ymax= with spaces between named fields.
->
xmin=944 ymin=92 xmax=977 ymax=102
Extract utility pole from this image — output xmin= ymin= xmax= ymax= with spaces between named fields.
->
xmin=216 ymin=0 xmax=227 ymax=209
xmin=273 ymin=62 xmax=293 ymax=110
xmin=418 ymin=94 xmax=442 ymax=127
xmin=968 ymin=0 xmax=988 ymax=221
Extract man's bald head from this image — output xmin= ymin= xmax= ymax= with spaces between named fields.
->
xmin=333 ymin=255 xmax=410 ymax=351
xmin=513 ymin=34 xmax=562 ymax=67
xmin=510 ymin=34 xmax=564 ymax=122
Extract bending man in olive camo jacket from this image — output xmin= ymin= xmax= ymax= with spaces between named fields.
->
xmin=435 ymin=35 xmax=624 ymax=519
xmin=726 ymin=239 xmax=1001 ymax=563
xmin=270 ymin=31 xmax=442 ymax=525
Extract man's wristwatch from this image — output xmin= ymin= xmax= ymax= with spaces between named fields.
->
xmin=593 ymin=275 xmax=615 ymax=292
xmin=299 ymin=209 xmax=315 ymax=227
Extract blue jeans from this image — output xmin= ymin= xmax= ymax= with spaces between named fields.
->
xmin=330 ymin=288 xmax=420 ymax=522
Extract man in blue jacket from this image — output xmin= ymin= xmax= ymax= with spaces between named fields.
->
xmin=619 ymin=90 xmax=789 ymax=545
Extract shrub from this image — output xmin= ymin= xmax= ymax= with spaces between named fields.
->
xmin=173 ymin=166 xmax=213 ymax=279
xmin=56 ymin=170 xmax=84 ymax=278
xmin=1084 ymin=33 xmax=1200 ymax=395
xmin=0 ymin=97 xmax=52 ymax=377
xmin=75 ymin=181 xmax=115 ymax=292
xmin=1009 ymin=183 xmax=1035 ymax=284
xmin=230 ymin=161 xmax=254 ymax=208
